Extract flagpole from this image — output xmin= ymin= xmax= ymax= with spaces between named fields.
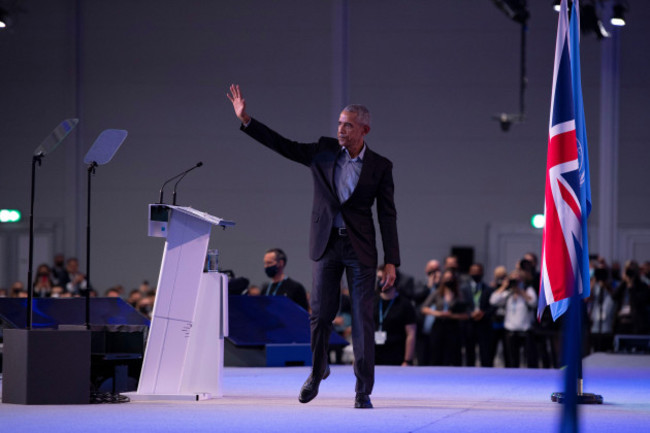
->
xmin=548 ymin=0 xmax=602 ymax=411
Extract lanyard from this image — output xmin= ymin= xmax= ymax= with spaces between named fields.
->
xmin=378 ymin=295 xmax=397 ymax=331
xmin=266 ymin=277 xmax=286 ymax=296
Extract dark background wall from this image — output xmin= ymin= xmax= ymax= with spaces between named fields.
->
xmin=1 ymin=0 xmax=648 ymax=293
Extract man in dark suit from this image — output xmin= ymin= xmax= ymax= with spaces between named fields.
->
xmin=227 ymin=84 xmax=400 ymax=408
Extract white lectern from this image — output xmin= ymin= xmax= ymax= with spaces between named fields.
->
xmin=126 ymin=204 xmax=235 ymax=401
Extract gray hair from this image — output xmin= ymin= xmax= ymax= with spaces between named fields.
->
xmin=343 ymin=104 xmax=371 ymax=127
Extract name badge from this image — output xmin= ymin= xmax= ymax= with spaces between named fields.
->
xmin=374 ymin=330 xmax=387 ymax=345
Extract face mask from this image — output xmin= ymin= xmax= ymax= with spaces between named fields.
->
xmin=471 ymin=275 xmax=482 ymax=283
xmin=265 ymin=265 xmax=279 ymax=278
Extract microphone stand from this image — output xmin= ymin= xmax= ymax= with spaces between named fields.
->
xmin=26 ymin=154 xmax=43 ymax=329
xmin=85 ymin=161 xmax=97 ymax=330
xmin=158 ymin=162 xmax=202 ymax=205
xmin=172 ymin=171 xmax=191 ymax=206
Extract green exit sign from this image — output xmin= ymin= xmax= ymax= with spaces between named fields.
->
xmin=0 ymin=209 xmax=22 ymax=223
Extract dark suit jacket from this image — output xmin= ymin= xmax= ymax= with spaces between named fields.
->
xmin=242 ymin=118 xmax=400 ymax=269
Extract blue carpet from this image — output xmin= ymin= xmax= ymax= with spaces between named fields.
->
xmin=1 ymin=353 xmax=648 ymax=433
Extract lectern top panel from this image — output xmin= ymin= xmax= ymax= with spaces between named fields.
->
xmin=148 ymin=204 xmax=235 ymax=227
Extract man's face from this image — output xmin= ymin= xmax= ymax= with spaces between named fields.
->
xmin=337 ymin=110 xmax=368 ymax=149
xmin=67 ymin=260 xmax=78 ymax=273
xmin=469 ymin=265 xmax=483 ymax=281
xmin=263 ymin=252 xmax=279 ymax=269
xmin=444 ymin=257 xmax=458 ymax=272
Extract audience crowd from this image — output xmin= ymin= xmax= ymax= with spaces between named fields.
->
xmin=2 ymin=250 xmax=649 ymax=369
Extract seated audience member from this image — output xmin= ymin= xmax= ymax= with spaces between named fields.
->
xmin=136 ymin=294 xmax=155 ymax=319
xmin=613 ymin=260 xmax=650 ymax=335
xmin=588 ymin=264 xmax=616 ymax=352
xmin=33 ymin=263 xmax=54 ymax=297
xmin=490 ymin=269 xmax=538 ymax=368
xmin=226 ymin=271 xmax=250 ymax=296
xmin=243 ymin=285 xmax=262 ymax=296
xmin=466 ymin=263 xmax=495 ymax=367
xmin=374 ymin=265 xmax=417 ymax=366
xmin=261 ymin=248 xmax=309 ymax=311
xmin=105 ymin=287 xmax=122 ymax=297
xmin=50 ymin=285 xmax=66 ymax=298
xmin=127 ymin=289 xmax=142 ymax=307
xmin=10 ymin=281 xmax=25 ymax=298
xmin=414 ymin=259 xmax=442 ymax=366
xmin=138 ymin=280 xmax=152 ymax=295
xmin=421 ymin=269 xmax=469 ymax=366
xmin=0 ymin=288 xmax=8 ymax=297
xmin=51 ymin=253 xmax=67 ymax=286
xmin=63 ymin=257 xmax=89 ymax=295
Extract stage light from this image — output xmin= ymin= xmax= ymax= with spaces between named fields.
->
xmin=552 ymin=0 xmax=561 ymax=12
xmin=531 ymin=214 xmax=545 ymax=229
xmin=0 ymin=8 xmax=11 ymax=29
xmin=0 ymin=209 xmax=21 ymax=223
xmin=492 ymin=0 xmax=529 ymax=24
xmin=581 ymin=3 xmax=610 ymax=39
xmin=611 ymin=3 xmax=626 ymax=26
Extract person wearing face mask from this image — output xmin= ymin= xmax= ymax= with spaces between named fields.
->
xmin=421 ymin=270 xmax=470 ymax=366
xmin=612 ymin=260 xmax=650 ymax=335
xmin=261 ymin=248 xmax=309 ymax=311
xmin=373 ymin=265 xmax=417 ymax=366
xmin=489 ymin=269 xmax=538 ymax=368
xmin=465 ymin=263 xmax=496 ymax=367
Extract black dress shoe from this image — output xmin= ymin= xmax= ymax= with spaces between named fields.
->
xmin=354 ymin=393 xmax=373 ymax=409
xmin=298 ymin=365 xmax=330 ymax=404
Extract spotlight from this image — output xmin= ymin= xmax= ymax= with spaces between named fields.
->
xmin=0 ymin=8 xmax=11 ymax=29
xmin=552 ymin=0 xmax=561 ymax=12
xmin=611 ymin=3 xmax=626 ymax=27
xmin=492 ymin=113 xmax=524 ymax=132
xmin=581 ymin=3 xmax=610 ymax=39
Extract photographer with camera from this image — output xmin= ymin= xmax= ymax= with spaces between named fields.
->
xmin=489 ymin=269 xmax=538 ymax=368
xmin=612 ymin=260 xmax=650 ymax=335
xmin=588 ymin=262 xmax=616 ymax=352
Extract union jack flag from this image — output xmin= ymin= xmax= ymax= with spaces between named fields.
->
xmin=538 ymin=0 xmax=591 ymax=321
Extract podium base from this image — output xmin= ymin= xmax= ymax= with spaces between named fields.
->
xmin=122 ymin=392 xmax=215 ymax=402
xmin=551 ymin=392 xmax=604 ymax=404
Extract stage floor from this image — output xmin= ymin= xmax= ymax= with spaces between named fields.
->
xmin=1 ymin=353 xmax=648 ymax=433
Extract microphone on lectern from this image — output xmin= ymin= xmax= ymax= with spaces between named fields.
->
xmin=158 ymin=162 xmax=203 ymax=204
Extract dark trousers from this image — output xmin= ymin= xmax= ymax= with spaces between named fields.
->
xmin=310 ymin=231 xmax=376 ymax=394
xmin=466 ymin=319 xmax=495 ymax=367
xmin=505 ymin=330 xmax=538 ymax=368
xmin=430 ymin=320 xmax=462 ymax=366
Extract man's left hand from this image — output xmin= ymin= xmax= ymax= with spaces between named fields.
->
xmin=381 ymin=263 xmax=396 ymax=291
